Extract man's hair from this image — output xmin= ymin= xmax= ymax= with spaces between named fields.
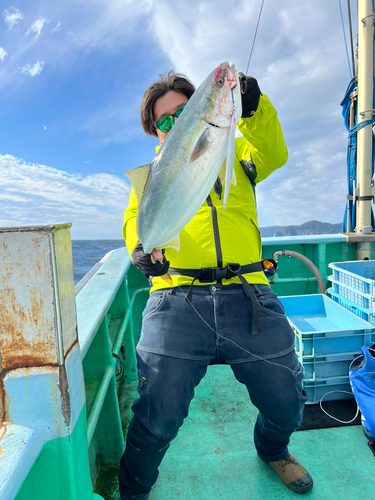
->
xmin=140 ymin=71 xmax=195 ymax=137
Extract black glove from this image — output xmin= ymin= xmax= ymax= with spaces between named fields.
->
xmin=239 ymin=73 xmax=262 ymax=118
xmin=131 ymin=241 xmax=170 ymax=276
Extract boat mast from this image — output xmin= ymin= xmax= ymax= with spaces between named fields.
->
xmin=356 ymin=0 xmax=374 ymax=258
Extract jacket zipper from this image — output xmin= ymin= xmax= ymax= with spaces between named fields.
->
xmin=206 ymin=194 xmax=223 ymax=269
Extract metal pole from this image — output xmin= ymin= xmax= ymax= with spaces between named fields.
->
xmin=356 ymin=0 xmax=374 ymax=241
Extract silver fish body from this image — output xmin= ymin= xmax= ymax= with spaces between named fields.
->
xmin=127 ymin=61 xmax=242 ymax=254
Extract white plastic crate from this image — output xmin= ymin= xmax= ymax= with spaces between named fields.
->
xmin=329 ymin=277 xmax=375 ymax=311
xmin=327 ymin=287 xmax=375 ymax=326
xmin=328 ymin=260 xmax=375 ymax=295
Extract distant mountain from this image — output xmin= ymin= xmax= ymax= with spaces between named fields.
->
xmin=260 ymin=220 xmax=342 ymax=238
xmin=259 ymin=226 xmax=285 ymax=237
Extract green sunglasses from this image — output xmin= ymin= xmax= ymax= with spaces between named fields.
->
xmin=154 ymin=105 xmax=186 ymax=133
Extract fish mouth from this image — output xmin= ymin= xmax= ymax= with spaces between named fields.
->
xmin=226 ymin=63 xmax=238 ymax=89
xmin=216 ymin=61 xmax=238 ymax=89
xmin=207 ymin=121 xmax=221 ymax=128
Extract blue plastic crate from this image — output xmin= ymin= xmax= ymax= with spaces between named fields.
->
xmin=279 ymin=294 xmax=375 ymax=356
xmin=327 ymin=287 xmax=375 ymax=326
xmin=303 ymin=375 xmax=353 ymax=405
xmin=328 ymin=260 xmax=375 ymax=295
xmin=297 ymin=351 xmax=361 ymax=381
xmin=328 ymin=276 xmax=375 ymax=311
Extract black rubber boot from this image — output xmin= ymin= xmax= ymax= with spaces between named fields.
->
xmin=267 ymin=454 xmax=313 ymax=494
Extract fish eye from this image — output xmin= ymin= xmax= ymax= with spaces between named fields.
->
xmin=216 ymin=78 xmax=224 ymax=86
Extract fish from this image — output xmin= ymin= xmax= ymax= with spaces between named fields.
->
xmin=126 ymin=61 xmax=242 ymax=255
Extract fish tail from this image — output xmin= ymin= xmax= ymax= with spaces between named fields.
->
xmin=160 ymin=272 xmax=174 ymax=286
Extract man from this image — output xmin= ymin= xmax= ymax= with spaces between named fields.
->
xmin=120 ymin=69 xmax=312 ymax=500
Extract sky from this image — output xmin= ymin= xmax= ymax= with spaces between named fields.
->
xmin=0 ymin=0 xmax=359 ymax=239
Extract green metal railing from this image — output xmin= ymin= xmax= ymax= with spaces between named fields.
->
xmin=75 ymin=248 xmax=150 ymax=485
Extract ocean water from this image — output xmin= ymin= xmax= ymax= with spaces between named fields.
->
xmin=72 ymin=240 xmax=125 ymax=285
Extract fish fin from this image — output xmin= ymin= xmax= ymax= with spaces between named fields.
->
xmin=231 ymin=169 xmax=237 ymax=185
xmin=218 ymin=159 xmax=226 ymax=184
xmin=136 ymin=213 xmax=140 ymax=241
xmin=222 ymin=117 xmax=236 ymax=210
xmin=158 ymin=234 xmax=180 ymax=252
xmin=125 ymin=164 xmax=151 ymax=205
xmin=160 ymin=273 xmax=174 ymax=286
xmin=190 ymin=128 xmax=212 ymax=162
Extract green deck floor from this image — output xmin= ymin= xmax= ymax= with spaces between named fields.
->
xmin=96 ymin=365 xmax=374 ymax=500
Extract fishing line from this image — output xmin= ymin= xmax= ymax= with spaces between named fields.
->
xmin=317 ymin=349 xmax=375 ymax=424
xmin=178 ymin=283 xmax=364 ymax=425
xmin=319 ymin=391 xmax=360 ymax=424
xmin=338 ymin=0 xmax=353 ymax=78
xmin=245 ymin=0 xmax=265 ymax=75
xmin=347 ymin=0 xmax=355 ymax=78
xmin=178 ymin=285 xmax=300 ymax=375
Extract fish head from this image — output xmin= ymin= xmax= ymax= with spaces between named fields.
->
xmin=196 ymin=61 xmax=242 ymax=128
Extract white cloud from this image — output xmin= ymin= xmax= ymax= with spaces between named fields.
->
xmin=0 ymin=47 xmax=7 ymax=61
xmin=0 ymin=0 xmax=361 ymax=228
xmin=0 ymin=154 xmax=130 ymax=239
xmin=3 ymin=6 xmax=24 ymax=30
xmin=25 ymin=17 xmax=48 ymax=39
xmin=42 ymin=125 xmax=47 ymax=130
xmin=19 ymin=60 xmax=45 ymax=77
xmin=144 ymin=0 xmax=353 ymax=226
xmin=0 ymin=0 xmax=151 ymax=89
xmin=52 ymin=21 xmax=61 ymax=34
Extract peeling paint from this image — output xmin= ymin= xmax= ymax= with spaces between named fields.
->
xmin=0 ymin=375 xmax=9 ymax=422
xmin=65 ymin=339 xmax=79 ymax=361
xmin=59 ymin=365 xmax=71 ymax=427
xmin=0 ymin=424 xmax=7 ymax=440
xmin=0 ymin=223 xmax=72 ymax=234
xmin=4 ymin=364 xmax=74 ymax=438
xmin=0 ymin=287 xmax=57 ymax=370
xmin=32 ymin=237 xmax=41 ymax=250
xmin=53 ymin=228 xmax=78 ymax=357
xmin=0 ymin=423 xmax=7 ymax=441
xmin=0 ymin=225 xmax=90 ymax=500
xmin=0 ymin=231 xmax=58 ymax=370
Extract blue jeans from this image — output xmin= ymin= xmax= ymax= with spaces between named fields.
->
xmin=118 ymin=284 xmax=308 ymax=500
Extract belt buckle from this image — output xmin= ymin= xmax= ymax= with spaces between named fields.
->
xmin=227 ymin=263 xmax=241 ymax=277
xmin=215 ymin=267 xmax=229 ymax=281
xmin=199 ymin=267 xmax=217 ymax=283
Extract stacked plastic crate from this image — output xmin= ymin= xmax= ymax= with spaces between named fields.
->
xmin=279 ymin=294 xmax=375 ymax=404
xmin=327 ymin=260 xmax=375 ymax=325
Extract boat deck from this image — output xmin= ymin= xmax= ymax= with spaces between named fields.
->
xmin=95 ymin=364 xmax=373 ymax=500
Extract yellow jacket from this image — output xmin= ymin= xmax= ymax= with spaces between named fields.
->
xmin=123 ymin=94 xmax=288 ymax=293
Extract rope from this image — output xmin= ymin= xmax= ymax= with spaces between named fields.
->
xmin=338 ymin=0 xmax=353 ymax=79
xmin=319 ymin=391 xmax=360 ymax=424
xmin=348 ymin=118 xmax=375 ymax=138
xmin=245 ymin=0 xmax=265 ymax=75
xmin=318 ymin=348 xmax=375 ymax=425
xmin=347 ymin=0 xmax=356 ymax=78
xmin=113 ymin=353 xmax=125 ymax=382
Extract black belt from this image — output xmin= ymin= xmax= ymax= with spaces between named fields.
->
xmin=169 ymin=262 xmax=264 ymax=283
xmin=169 ymin=261 xmax=271 ymax=335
